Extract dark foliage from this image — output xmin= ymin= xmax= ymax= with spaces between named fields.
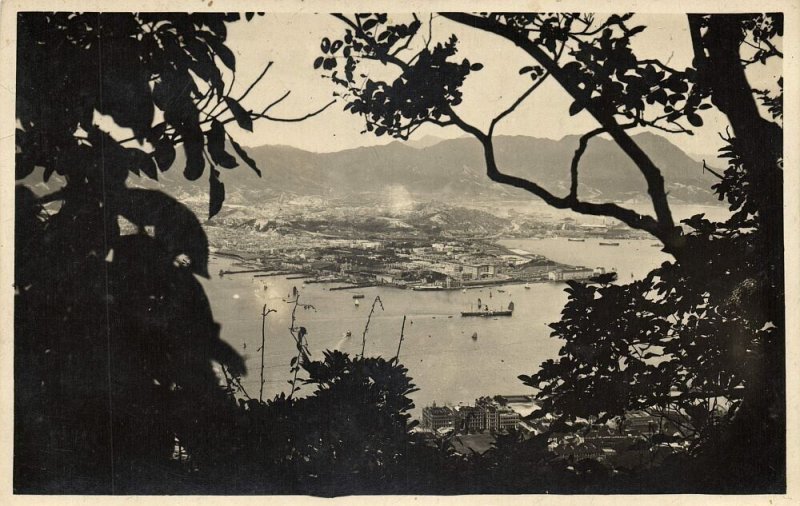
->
xmin=13 ymin=12 xmax=266 ymax=493
xmin=324 ymin=12 xmax=785 ymax=492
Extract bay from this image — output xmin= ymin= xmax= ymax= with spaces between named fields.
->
xmin=200 ymin=238 xmax=671 ymax=416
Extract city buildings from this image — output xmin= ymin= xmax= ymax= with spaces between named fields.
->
xmin=421 ymin=405 xmax=456 ymax=431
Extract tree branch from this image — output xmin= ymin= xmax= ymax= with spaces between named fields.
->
xmin=237 ymin=61 xmax=274 ymax=103
xmin=569 ymin=127 xmax=605 ymax=201
xmin=440 ymin=13 xmax=679 ymax=245
xmin=478 ymin=134 xmax=665 ymax=241
xmin=390 ymin=14 xmax=420 ymax=57
xmin=489 ymin=71 xmax=550 ymax=137
xmin=250 ymin=99 xmax=337 ymax=123
xmin=702 ymin=160 xmax=724 ymax=180
xmin=332 ymin=14 xmax=410 ymax=70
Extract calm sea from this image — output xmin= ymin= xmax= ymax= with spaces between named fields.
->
xmin=200 ymin=236 xmax=675 ymax=415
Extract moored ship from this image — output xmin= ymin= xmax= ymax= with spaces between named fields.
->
xmin=461 ymin=300 xmax=514 ymax=317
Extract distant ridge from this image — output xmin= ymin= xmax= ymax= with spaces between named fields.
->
xmin=27 ymin=132 xmax=722 ymax=208
xmin=403 ymin=135 xmax=462 ymax=150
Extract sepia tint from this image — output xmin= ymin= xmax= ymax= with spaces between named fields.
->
xmin=8 ymin=6 xmax=792 ymax=497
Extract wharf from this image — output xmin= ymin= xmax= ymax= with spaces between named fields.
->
xmin=329 ymin=283 xmax=378 ymax=291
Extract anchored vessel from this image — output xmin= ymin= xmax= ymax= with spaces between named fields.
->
xmin=461 ymin=300 xmax=514 ymax=317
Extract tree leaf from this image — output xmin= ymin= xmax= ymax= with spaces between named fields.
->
xmin=209 ymin=168 xmax=225 ymax=219
xmin=224 ymin=97 xmax=253 ymax=131
xmin=182 ymin=134 xmax=205 ymax=181
xmin=362 ymin=18 xmax=378 ymax=31
xmin=207 ymin=120 xmax=238 ymax=168
xmin=153 ymin=140 xmax=176 ymax=172
xmin=229 ymin=136 xmax=262 ymax=177
xmin=687 ymin=113 xmax=703 ymax=127
xmin=322 ymin=58 xmax=337 ymax=70
xmin=210 ymin=39 xmax=236 ymax=72
xmin=628 ymin=25 xmax=646 ymax=36
xmin=314 ymin=56 xmax=324 ymax=69
xmin=137 ymin=150 xmax=159 ymax=180
xmin=569 ymin=100 xmax=585 ymax=116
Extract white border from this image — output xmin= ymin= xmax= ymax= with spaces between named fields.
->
xmin=0 ymin=1 xmax=797 ymax=504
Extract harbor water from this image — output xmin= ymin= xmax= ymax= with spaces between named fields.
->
xmin=200 ymin=238 xmax=672 ymax=415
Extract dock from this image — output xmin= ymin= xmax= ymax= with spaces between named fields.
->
xmin=329 ymin=283 xmax=378 ymax=291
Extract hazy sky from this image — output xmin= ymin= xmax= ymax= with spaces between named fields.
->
xmin=222 ymin=13 xmax=781 ymax=157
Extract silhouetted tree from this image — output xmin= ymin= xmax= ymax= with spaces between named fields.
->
xmin=13 ymin=11 xmax=284 ymax=493
xmin=321 ymin=12 xmax=784 ymax=490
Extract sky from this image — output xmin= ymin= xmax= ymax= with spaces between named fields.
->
xmin=221 ymin=13 xmax=782 ymax=157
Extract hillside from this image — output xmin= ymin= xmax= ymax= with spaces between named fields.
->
xmin=158 ymin=132 xmax=719 ymax=206
xmin=23 ymin=132 xmax=722 ymax=208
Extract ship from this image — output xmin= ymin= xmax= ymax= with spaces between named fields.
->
xmin=352 ymin=293 xmax=365 ymax=299
xmin=568 ymin=238 xmax=585 ymax=242
xmin=461 ymin=300 xmax=514 ymax=317
xmin=599 ymin=242 xmax=620 ymax=246
xmin=412 ymin=284 xmax=444 ymax=291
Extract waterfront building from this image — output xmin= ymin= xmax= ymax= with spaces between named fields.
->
xmin=456 ymin=406 xmax=485 ymax=432
xmin=547 ymin=267 xmax=594 ymax=281
xmin=422 ymin=405 xmax=456 ymax=430
xmin=497 ymin=408 xmax=521 ymax=430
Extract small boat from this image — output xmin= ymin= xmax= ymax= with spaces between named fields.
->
xmin=345 ymin=331 xmax=352 ymax=337
xmin=497 ymin=289 xmax=505 ymax=293
xmin=568 ymin=238 xmax=585 ymax=242
xmin=462 ymin=289 xmax=467 ymax=293
xmin=599 ymin=242 xmax=620 ymax=246
xmin=524 ymin=283 xmax=531 ymax=289
xmin=471 ymin=332 xmax=478 ymax=340
xmin=354 ymin=299 xmax=360 ymax=307
xmin=352 ymin=293 xmax=365 ymax=299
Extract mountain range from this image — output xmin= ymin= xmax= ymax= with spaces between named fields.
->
xmin=26 ymin=132 xmax=722 ymax=208
xmin=163 ymin=131 xmax=720 ymax=206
